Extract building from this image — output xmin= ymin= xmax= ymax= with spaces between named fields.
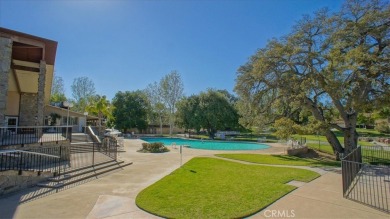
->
xmin=45 ymin=104 xmax=98 ymax=133
xmin=0 ymin=27 xmax=57 ymax=128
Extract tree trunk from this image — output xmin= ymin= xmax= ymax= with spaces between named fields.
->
xmin=209 ymin=128 xmax=215 ymax=139
xmin=159 ymin=116 xmax=163 ymax=135
xmin=169 ymin=114 xmax=175 ymax=136
xmin=304 ymin=99 xmax=344 ymax=160
xmin=324 ymin=130 xmax=344 ymax=160
xmin=169 ymin=116 xmax=173 ymax=136
xmin=98 ymin=112 xmax=102 ymax=127
xmin=343 ymin=112 xmax=359 ymax=156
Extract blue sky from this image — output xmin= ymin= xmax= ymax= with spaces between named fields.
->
xmin=0 ymin=0 xmax=343 ymax=100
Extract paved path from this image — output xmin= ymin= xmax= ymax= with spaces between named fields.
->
xmin=251 ymin=171 xmax=389 ymax=219
xmin=0 ymin=139 xmax=388 ymax=219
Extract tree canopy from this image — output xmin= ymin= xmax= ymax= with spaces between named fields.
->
xmin=86 ymin=95 xmax=111 ymax=127
xmin=160 ymin=70 xmax=184 ymax=135
xmin=235 ymin=0 xmax=390 ymax=157
xmin=111 ymin=91 xmax=150 ymax=133
xmin=144 ymin=82 xmax=168 ymax=134
xmin=71 ymin=76 xmax=96 ymax=112
xmin=50 ymin=75 xmax=67 ymax=103
xmin=176 ymin=89 xmax=240 ymax=138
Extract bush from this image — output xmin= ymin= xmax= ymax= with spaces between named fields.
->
xmin=139 ymin=142 xmax=170 ymax=153
xmin=375 ymin=121 xmax=390 ymax=134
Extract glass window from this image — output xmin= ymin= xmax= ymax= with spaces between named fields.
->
xmin=62 ymin=117 xmax=67 ymax=125
xmin=71 ymin=117 xmax=78 ymax=125
xmin=8 ymin=118 xmax=17 ymax=126
xmin=62 ymin=116 xmax=79 ymax=125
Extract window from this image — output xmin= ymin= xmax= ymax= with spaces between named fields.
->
xmin=62 ymin=116 xmax=78 ymax=125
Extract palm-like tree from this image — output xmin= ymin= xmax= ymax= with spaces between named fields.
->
xmin=86 ymin=95 xmax=111 ymax=127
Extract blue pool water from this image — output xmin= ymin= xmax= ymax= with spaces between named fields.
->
xmin=141 ymin=138 xmax=269 ymax=150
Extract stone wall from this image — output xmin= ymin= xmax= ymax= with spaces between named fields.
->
xmin=287 ymin=146 xmax=309 ymax=156
xmin=0 ymin=142 xmax=71 ymax=196
xmin=37 ymin=61 xmax=46 ymax=126
xmin=19 ymin=93 xmax=38 ymax=126
xmin=0 ymin=37 xmax=12 ymax=127
xmin=0 ymin=170 xmax=53 ymax=196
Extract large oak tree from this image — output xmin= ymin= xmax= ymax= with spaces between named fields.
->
xmin=235 ymin=0 xmax=389 ymax=158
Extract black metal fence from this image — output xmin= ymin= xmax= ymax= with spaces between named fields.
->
xmin=342 ymin=146 xmax=390 ymax=213
xmin=362 ymin=145 xmax=390 ymax=165
xmin=0 ymin=126 xmax=72 ymax=147
xmin=64 ymin=137 xmax=118 ymax=170
xmin=0 ymin=146 xmax=69 ymax=176
xmin=1 ymin=137 xmax=119 ymax=177
xmin=101 ymin=136 xmax=118 ymax=160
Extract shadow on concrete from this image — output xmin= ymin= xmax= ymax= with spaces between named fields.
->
xmin=0 ymin=168 xmax=123 ymax=219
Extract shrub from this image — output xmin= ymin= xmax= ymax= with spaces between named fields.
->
xmin=375 ymin=121 xmax=390 ymax=134
xmin=139 ymin=142 xmax=170 ymax=153
xmin=274 ymin=118 xmax=296 ymax=140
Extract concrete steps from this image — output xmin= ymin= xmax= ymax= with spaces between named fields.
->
xmin=70 ymin=143 xmax=95 ymax=153
xmin=37 ymin=160 xmax=132 ymax=189
xmin=71 ymin=133 xmax=93 ymax=143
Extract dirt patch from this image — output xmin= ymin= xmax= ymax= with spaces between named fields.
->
xmin=296 ymin=149 xmax=336 ymax=160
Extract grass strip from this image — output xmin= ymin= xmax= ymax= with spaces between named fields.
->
xmin=136 ymin=157 xmax=319 ymax=219
xmin=216 ymin=154 xmax=340 ymax=167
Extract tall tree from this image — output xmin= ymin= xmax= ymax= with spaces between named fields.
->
xmin=216 ymin=89 xmax=238 ymax=104
xmin=50 ymin=75 xmax=67 ymax=102
xmin=198 ymin=89 xmax=240 ymax=138
xmin=111 ymin=91 xmax=150 ymax=133
xmin=160 ymin=70 xmax=184 ymax=135
xmin=235 ymin=0 xmax=390 ymax=158
xmin=144 ymin=82 xmax=167 ymax=134
xmin=176 ymin=95 xmax=202 ymax=134
xmin=176 ymin=89 xmax=240 ymax=138
xmin=71 ymin=76 xmax=96 ymax=112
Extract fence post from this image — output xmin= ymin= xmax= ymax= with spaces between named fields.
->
xmin=92 ymin=142 xmax=95 ymax=166
xmin=58 ymin=146 xmax=62 ymax=177
xmin=18 ymin=152 xmax=23 ymax=175
xmin=115 ymin=139 xmax=117 ymax=161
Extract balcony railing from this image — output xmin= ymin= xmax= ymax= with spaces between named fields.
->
xmin=0 ymin=126 xmax=72 ymax=147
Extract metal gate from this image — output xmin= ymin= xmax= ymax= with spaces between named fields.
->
xmin=69 ymin=137 xmax=118 ymax=170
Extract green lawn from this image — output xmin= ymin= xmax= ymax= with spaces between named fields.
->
xmin=216 ymin=154 xmax=340 ymax=167
xmin=293 ymin=128 xmax=390 ymax=155
xmin=136 ymin=157 xmax=319 ymax=219
xmin=307 ymin=141 xmax=375 ymax=156
xmin=292 ymin=134 xmax=375 ymax=147
xmin=356 ymin=128 xmax=390 ymax=137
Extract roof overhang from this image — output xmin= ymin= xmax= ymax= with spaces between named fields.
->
xmin=45 ymin=105 xmax=99 ymax=120
xmin=0 ymin=27 xmax=58 ymax=65
xmin=1 ymin=27 xmax=57 ymax=104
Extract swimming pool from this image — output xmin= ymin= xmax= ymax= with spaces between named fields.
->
xmin=141 ymin=137 xmax=269 ymax=150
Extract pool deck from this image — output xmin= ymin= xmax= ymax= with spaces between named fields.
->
xmin=0 ymin=139 xmax=388 ymax=219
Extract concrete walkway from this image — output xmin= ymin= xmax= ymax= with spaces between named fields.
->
xmin=0 ymin=139 xmax=388 ymax=219
xmin=251 ymin=171 xmax=389 ymax=218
